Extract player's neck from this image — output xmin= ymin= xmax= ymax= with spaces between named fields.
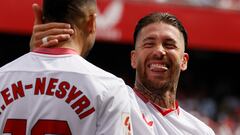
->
xmin=55 ymin=37 xmax=83 ymax=56
xmin=134 ymin=82 xmax=176 ymax=110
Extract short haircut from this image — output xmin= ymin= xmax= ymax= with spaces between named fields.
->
xmin=43 ymin=0 xmax=96 ymax=26
xmin=133 ymin=12 xmax=188 ymax=51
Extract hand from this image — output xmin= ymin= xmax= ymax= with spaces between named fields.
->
xmin=29 ymin=3 xmax=74 ymax=50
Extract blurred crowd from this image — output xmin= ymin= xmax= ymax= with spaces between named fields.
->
xmin=179 ymin=93 xmax=240 ymax=135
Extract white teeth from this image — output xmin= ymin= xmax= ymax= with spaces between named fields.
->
xmin=150 ymin=64 xmax=167 ymax=70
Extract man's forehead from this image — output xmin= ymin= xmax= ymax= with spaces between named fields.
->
xmin=139 ymin=23 xmax=182 ymax=40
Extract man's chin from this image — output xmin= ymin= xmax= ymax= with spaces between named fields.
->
xmin=144 ymin=78 xmax=167 ymax=90
xmin=148 ymin=76 xmax=167 ymax=84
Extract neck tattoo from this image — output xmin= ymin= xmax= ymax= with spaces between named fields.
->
xmin=135 ymin=81 xmax=176 ymax=109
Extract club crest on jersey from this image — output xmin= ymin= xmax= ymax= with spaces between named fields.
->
xmin=122 ymin=112 xmax=132 ymax=135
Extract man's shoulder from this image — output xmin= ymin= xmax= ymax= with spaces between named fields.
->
xmin=0 ymin=52 xmax=30 ymax=72
xmin=179 ymin=107 xmax=215 ymax=134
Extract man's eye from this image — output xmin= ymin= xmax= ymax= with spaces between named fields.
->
xmin=143 ymin=42 xmax=155 ymax=48
xmin=164 ymin=42 xmax=176 ymax=49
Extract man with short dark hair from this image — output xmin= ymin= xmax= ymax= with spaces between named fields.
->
xmin=129 ymin=12 xmax=215 ymax=135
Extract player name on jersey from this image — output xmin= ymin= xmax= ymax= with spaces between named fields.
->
xmin=0 ymin=77 xmax=95 ymax=119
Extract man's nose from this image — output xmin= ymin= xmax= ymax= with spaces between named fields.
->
xmin=155 ymin=44 xmax=166 ymax=55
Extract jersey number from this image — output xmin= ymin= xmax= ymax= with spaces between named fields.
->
xmin=3 ymin=119 xmax=72 ymax=135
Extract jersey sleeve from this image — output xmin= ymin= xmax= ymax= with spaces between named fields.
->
xmin=95 ymin=78 xmax=133 ymax=135
xmin=207 ymin=127 xmax=216 ymax=135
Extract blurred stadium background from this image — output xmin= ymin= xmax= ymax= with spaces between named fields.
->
xmin=1 ymin=0 xmax=240 ymax=134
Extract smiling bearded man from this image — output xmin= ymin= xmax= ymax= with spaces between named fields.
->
xmin=129 ymin=12 xmax=215 ymax=135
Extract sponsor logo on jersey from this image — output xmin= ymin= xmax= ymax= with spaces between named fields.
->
xmin=142 ymin=113 xmax=153 ymax=126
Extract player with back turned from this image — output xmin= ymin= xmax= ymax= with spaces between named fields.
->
xmin=0 ymin=0 xmax=132 ymax=134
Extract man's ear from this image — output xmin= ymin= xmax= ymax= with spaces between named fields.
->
xmin=87 ymin=13 xmax=97 ymax=34
xmin=181 ymin=53 xmax=189 ymax=71
xmin=131 ymin=50 xmax=137 ymax=69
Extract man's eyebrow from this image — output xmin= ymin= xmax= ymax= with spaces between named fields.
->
xmin=143 ymin=36 xmax=157 ymax=42
xmin=165 ymin=38 xmax=176 ymax=43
